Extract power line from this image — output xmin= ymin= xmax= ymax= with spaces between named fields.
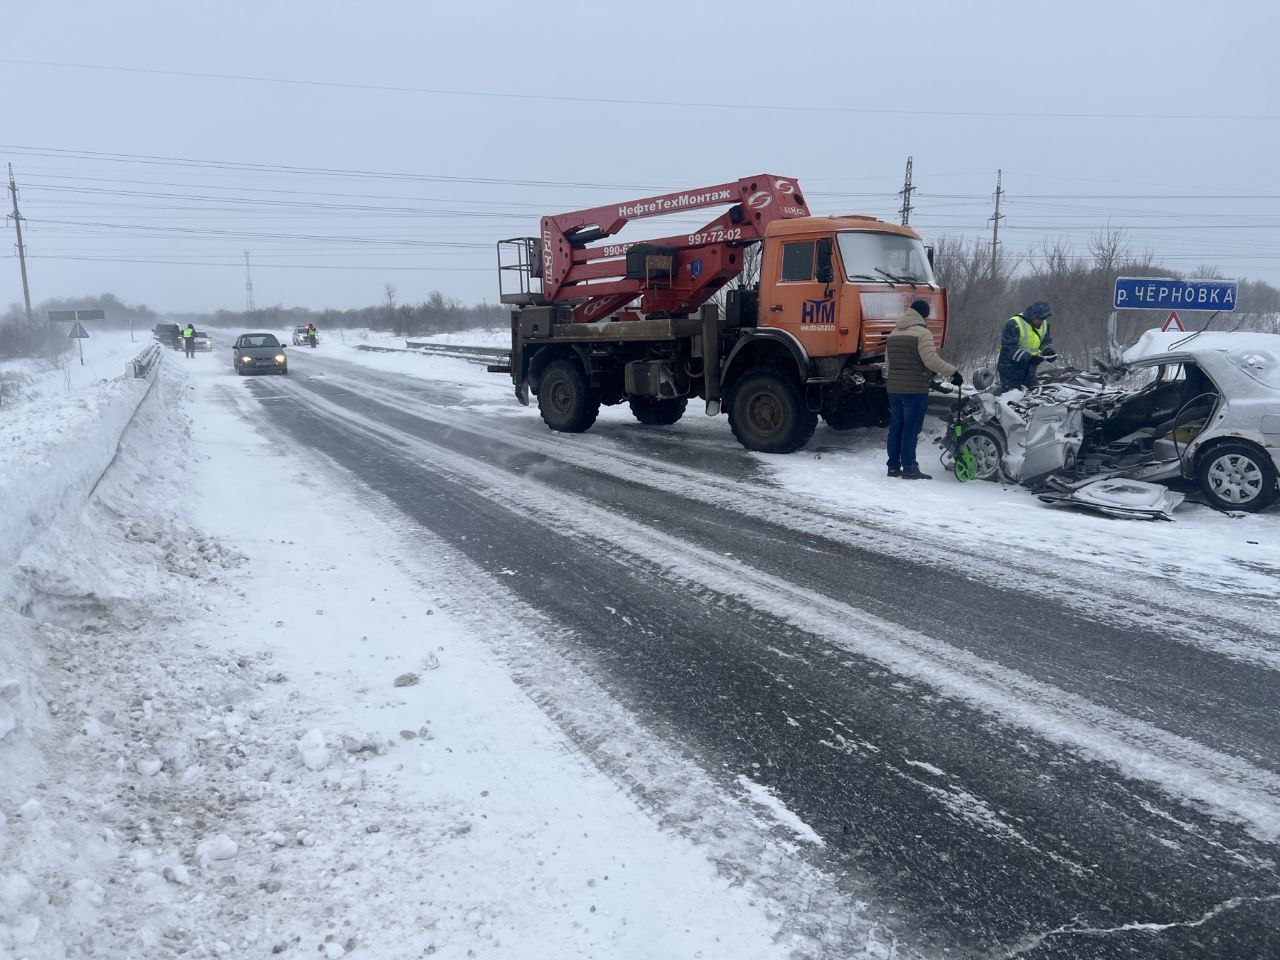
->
xmin=3 ymin=57 xmax=1276 ymax=122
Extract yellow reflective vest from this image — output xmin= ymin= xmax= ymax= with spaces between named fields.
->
xmin=1012 ymin=315 xmax=1043 ymax=355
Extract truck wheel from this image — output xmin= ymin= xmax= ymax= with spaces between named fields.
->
xmin=957 ymin=427 xmax=1006 ymax=482
xmin=1195 ymin=441 xmax=1279 ymax=512
xmin=538 ymin=359 xmax=600 ymax=433
xmin=727 ymin=368 xmax=817 ymax=454
xmin=629 ymin=396 xmax=687 ymax=425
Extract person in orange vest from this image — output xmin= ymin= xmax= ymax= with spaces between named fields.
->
xmin=997 ymin=301 xmax=1056 ymax=393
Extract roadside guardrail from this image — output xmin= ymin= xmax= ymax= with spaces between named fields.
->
xmin=125 ymin=343 xmax=162 ymax=380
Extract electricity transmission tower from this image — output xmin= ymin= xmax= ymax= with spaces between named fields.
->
xmin=244 ymin=251 xmax=256 ymax=312
xmin=988 ymin=169 xmax=1005 ymax=280
xmin=898 ymin=156 xmax=915 ymax=226
xmin=7 ymin=165 xmax=33 ymax=322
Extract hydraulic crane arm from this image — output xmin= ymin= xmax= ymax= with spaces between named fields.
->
xmin=538 ymin=174 xmax=810 ymax=322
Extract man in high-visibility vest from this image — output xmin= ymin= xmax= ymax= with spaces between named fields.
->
xmin=996 ymin=300 xmax=1056 ymax=393
xmin=181 ymin=323 xmax=197 ymax=358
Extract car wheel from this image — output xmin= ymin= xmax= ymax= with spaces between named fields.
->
xmin=629 ymin=396 xmax=687 ymax=425
xmin=1195 ymin=441 xmax=1279 ymax=512
xmin=281 ymin=367 xmax=289 ymax=375
xmin=727 ymin=367 xmax=818 ymax=454
xmin=958 ymin=427 xmax=1006 ymax=482
xmin=537 ymin=359 xmax=600 ymax=433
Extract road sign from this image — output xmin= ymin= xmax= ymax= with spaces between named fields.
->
xmin=48 ymin=308 xmax=107 ymax=323
xmin=1161 ymin=311 xmax=1185 ymax=333
xmin=1113 ymin=277 xmax=1237 ymax=312
xmin=67 ymin=322 xmax=90 ymax=339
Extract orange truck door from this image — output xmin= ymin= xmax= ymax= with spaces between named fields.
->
xmin=762 ymin=237 xmax=842 ymax=357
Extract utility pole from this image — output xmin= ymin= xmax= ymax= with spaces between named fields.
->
xmin=7 ymin=165 xmax=33 ymax=322
xmin=898 ymin=156 xmax=915 ymax=226
xmin=243 ymin=250 xmax=256 ymax=312
xmin=988 ymin=168 xmax=1005 ymax=281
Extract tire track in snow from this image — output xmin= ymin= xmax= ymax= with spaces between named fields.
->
xmin=314 ymin=361 xmax=1280 ymax=671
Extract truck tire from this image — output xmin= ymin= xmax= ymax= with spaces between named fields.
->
xmin=1195 ymin=441 xmax=1279 ymax=512
xmin=538 ymin=359 xmax=600 ymax=433
xmin=727 ymin=367 xmax=817 ymax=454
xmin=629 ymin=396 xmax=687 ymax=425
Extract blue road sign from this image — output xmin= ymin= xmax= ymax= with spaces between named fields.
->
xmin=1113 ymin=277 xmax=1237 ymax=312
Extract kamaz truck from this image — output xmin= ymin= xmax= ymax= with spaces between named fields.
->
xmin=492 ymin=174 xmax=948 ymax=453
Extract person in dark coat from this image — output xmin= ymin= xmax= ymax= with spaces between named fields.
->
xmin=996 ymin=301 xmax=1056 ymax=393
xmin=884 ymin=299 xmax=962 ymax=480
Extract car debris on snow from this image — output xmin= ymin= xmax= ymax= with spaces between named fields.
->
xmin=1037 ymin=478 xmax=1185 ymax=520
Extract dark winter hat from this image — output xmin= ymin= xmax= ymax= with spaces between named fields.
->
xmin=1024 ymin=300 xmax=1052 ymax=321
xmin=909 ymin=298 xmax=931 ymax=318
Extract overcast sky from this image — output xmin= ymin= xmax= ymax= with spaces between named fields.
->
xmin=3 ymin=0 xmax=1277 ymax=314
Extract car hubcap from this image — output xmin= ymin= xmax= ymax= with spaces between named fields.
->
xmin=1207 ymin=454 xmax=1263 ymax=504
xmin=747 ymin=390 xmax=783 ymax=436
xmin=963 ymin=434 xmax=1001 ymax=479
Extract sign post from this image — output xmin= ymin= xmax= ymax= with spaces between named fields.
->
xmin=48 ymin=308 xmax=107 ymax=366
xmin=67 ymin=321 xmax=90 ymax=365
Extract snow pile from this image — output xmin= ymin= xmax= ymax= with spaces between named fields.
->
xmin=0 ymin=352 xmax=172 ymax=958
xmin=0 ymin=357 xmax=154 ymax=574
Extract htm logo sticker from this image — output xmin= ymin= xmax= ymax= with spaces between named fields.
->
xmin=801 ymin=299 xmax=836 ymax=325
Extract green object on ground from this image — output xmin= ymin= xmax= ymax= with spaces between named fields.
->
xmin=955 ymin=447 xmax=978 ymax=483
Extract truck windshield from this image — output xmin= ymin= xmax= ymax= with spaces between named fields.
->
xmin=837 ymin=231 xmax=936 ymax=285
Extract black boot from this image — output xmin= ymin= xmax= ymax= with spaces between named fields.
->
xmin=901 ymin=468 xmax=933 ymax=480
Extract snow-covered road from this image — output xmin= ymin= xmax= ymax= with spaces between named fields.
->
xmin=3 ymin=339 xmax=1279 ymax=959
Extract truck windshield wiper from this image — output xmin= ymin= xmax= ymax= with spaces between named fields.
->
xmin=875 ymin=267 xmax=918 ymax=289
xmin=848 ymin=273 xmax=886 ymax=282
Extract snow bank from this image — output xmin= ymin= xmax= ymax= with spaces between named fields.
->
xmin=0 ymin=349 xmax=166 ymax=958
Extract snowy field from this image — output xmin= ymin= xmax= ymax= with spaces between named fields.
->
xmin=3 ymin=329 xmax=1279 ymax=958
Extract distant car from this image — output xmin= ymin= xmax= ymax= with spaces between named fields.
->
xmin=194 ymin=331 xmax=213 ymax=352
xmin=232 ymin=332 xmax=288 ymax=375
xmin=152 ymin=323 xmax=182 ymax=349
xmin=291 ymin=325 xmax=318 ymax=346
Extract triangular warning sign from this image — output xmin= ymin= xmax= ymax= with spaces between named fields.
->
xmin=1161 ymin=311 xmax=1185 ymax=333
xmin=67 ymin=322 xmax=90 ymax=339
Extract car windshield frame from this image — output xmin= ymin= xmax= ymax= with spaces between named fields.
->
xmin=837 ymin=230 xmax=936 ymax=286
xmin=238 ymin=334 xmax=281 ymax=348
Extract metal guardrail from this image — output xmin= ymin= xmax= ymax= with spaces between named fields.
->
xmin=403 ymin=341 xmax=509 ymax=362
xmin=125 ymin=343 xmax=162 ymax=379
xmin=352 ymin=341 xmax=509 ymax=366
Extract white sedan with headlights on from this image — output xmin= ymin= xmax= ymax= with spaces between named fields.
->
xmin=232 ymin=332 xmax=288 ymax=376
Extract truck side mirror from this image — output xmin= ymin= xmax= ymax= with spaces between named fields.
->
xmin=926 ymin=245 xmax=935 ymax=270
xmin=815 ymin=237 xmax=834 ymax=285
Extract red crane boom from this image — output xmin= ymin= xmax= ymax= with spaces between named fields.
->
xmin=534 ymin=174 xmax=810 ymax=322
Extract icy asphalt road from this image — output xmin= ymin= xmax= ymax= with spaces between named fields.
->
xmin=227 ymin=350 xmax=1279 ymax=959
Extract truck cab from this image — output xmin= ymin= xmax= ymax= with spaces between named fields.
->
xmin=761 ymin=217 xmax=946 ymax=360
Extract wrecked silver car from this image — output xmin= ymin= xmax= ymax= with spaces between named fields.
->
xmin=944 ymin=331 xmax=1280 ymax=513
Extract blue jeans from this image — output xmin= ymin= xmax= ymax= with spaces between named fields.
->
xmin=887 ymin=393 xmax=929 ymax=472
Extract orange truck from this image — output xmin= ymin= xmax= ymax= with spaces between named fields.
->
xmin=492 ymin=174 xmax=947 ymax=453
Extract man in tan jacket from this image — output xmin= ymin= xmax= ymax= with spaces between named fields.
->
xmin=884 ymin=299 xmax=961 ymax=479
